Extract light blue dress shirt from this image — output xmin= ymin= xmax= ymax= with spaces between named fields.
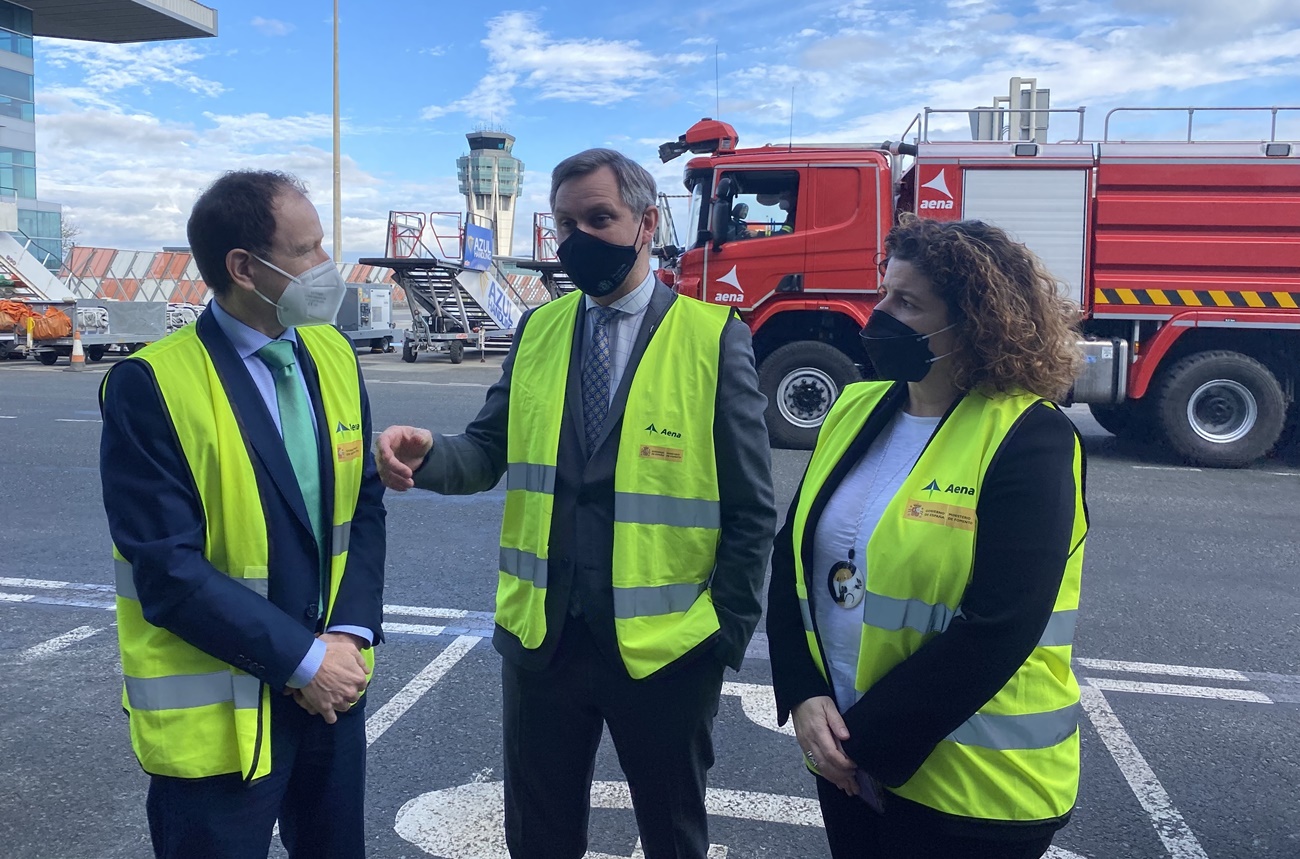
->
xmin=210 ymin=300 xmax=373 ymax=689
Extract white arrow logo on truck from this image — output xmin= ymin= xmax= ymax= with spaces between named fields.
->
xmin=921 ymin=169 xmax=953 ymax=199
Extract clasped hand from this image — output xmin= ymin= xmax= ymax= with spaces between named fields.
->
xmin=287 ymin=632 xmax=370 ymax=724
xmin=792 ymin=695 xmax=860 ymax=796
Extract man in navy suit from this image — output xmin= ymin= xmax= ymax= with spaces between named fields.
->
xmin=99 ymin=170 xmax=385 ymax=859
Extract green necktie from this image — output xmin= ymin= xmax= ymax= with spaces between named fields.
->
xmin=256 ymin=340 xmax=325 ymax=610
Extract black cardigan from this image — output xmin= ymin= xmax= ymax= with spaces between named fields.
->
xmin=766 ymin=384 xmax=1087 ymax=839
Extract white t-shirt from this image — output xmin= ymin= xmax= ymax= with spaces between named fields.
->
xmin=810 ymin=410 xmax=941 ymax=711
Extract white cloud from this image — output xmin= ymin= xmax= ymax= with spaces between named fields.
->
xmin=421 ymin=11 xmax=704 ymax=122
xmin=41 ymin=39 xmax=224 ymax=98
xmin=251 ymin=17 xmax=294 ymax=37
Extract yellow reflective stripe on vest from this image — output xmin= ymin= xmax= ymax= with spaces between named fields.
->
xmin=115 ymin=558 xmax=268 ymax=600
xmin=499 ymin=546 xmax=549 ymax=588
xmin=947 ymin=702 xmax=1081 ymax=751
xmin=507 ymin=462 xmax=557 ymax=494
xmin=614 ymin=493 xmax=721 ymax=529
xmin=796 ymin=596 xmax=1077 ymax=648
xmin=125 ymin=671 xmax=261 ymax=712
xmin=613 ymin=580 xmax=708 ymax=619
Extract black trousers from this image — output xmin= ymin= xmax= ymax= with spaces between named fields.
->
xmin=502 ymin=618 xmax=726 ymax=859
xmin=817 ymin=775 xmax=1056 ymax=859
xmin=145 ymin=691 xmax=367 ymax=859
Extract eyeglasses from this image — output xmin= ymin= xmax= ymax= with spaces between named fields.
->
xmin=875 ymin=252 xmax=889 ymax=279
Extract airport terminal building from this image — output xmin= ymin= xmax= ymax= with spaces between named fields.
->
xmin=0 ymin=0 xmax=216 ymax=267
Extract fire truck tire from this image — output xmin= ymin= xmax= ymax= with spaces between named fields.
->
xmin=401 ymin=339 xmax=418 ymax=363
xmin=1154 ymin=350 xmax=1286 ymax=468
xmin=448 ymin=341 xmax=465 ymax=364
xmin=759 ymin=341 xmax=861 ymax=450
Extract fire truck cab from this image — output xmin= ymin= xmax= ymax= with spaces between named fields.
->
xmin=661 ymin=108 xmax=1300 ymax=467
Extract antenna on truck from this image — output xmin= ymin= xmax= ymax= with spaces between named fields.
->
xmin=789 ymin=86 xmax=795 ymax=150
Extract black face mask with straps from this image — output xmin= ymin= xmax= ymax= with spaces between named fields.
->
xmin=556 ymin=228 xmax=642 ymax=298
xmin=859 ymin=310 xmax=955 ymax=383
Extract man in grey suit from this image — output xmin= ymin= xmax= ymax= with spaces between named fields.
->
xmin=375 ymin=148 xmax=775 ymax=859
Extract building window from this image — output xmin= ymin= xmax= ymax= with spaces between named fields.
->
xmin=0 ymin=164 xmax=35 ymax=198
xmin=0 ymin=28 xmax=31 ymax=58
xmin=0 ymin=96 xmax=33 ymax=122
xmin=0 ymin=3 xmax=33 ymax=37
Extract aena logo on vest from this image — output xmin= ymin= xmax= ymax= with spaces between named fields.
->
xmin=923 ymin=479 xmax=975 ymax=498
xmin=336 ymin=420 xmax=361 ymax=434
xmin=643 ymin=423 xmax=682 ymax=439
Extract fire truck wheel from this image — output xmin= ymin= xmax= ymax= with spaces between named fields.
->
xmin=448 ymin=341 xmax=465 ymax=364
xmin=401 ymin=339 xmax=418 ymax=363
xmin=1154 ymin=350 xmax=1286 ymax=468
xmin=759 ymin=341 xmax=861 ymax=450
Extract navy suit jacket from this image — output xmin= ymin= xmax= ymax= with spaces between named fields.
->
xmin=99 ymin=307 xmax=386 ymax=690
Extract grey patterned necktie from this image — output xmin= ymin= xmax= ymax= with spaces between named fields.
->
xmin=581 ymin=305 xmax=619 ymax=450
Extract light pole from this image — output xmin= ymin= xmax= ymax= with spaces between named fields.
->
xmin=332 ymin=0 xmax=342 ymax=261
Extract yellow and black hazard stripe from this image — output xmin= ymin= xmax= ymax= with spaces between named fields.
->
xmin=1095 ymin=288 xmax=1300 ymax=309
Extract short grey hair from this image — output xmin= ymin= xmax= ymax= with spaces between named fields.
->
xmin=549 ymin=148 xmax=658 ymax=216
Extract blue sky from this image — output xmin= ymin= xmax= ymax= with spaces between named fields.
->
xmin=32 ymin=0 xmax=1300 ymax=260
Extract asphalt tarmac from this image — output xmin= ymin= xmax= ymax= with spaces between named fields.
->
xmin=1 ymin=349 xmax=1298 ymax=859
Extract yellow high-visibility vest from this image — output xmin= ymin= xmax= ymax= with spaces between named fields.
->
xmin=498 ymin=290 xmax=731 ymax=679
xmin=107 ymin=322 xmax=369 ymax=780
xmin=791 ymin=382 xmax=1086 ymax=821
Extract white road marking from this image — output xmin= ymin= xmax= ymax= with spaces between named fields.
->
xmin=395 ymin=780 xmax=821 ymax=859
xmin=1077 ymin=658 xmax=1249 ymax=682
xmin=0 ymin=591 xmax=114 ymax=610
xmin=0 ymin=415 xmax=16 ymax=419
xmin=1086 ymin=678 xmax=1272 ymax=704
xmin=19 ymin=624 xmax=108 ymax=661
xmin=55 ymin=418 xmax=101 ymax=423
xmin=0 ymin=576 xmax=114 ymax=593
xmin=367 ymin=379 xmax=490 ymax=388
xmin=384 ymin=622 xmax=449 ymax=637
xmin=366 ymin=635 xmax=480 ymax=747
xmin=1079 ymin=684 xmax=1209 ymax=859
xmin=1045 ymin=849 xmax=1088 ymax=859
xmin=722 ymin=681 xmax=794 ymax=737
xmin=1132 ymin=465 xmax=1201 ymax=472
xmin=385 ymin=604 xmax=471 ymax=619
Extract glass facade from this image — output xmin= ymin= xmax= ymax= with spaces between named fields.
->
xmin=0 ymin=0 xmax=59 ymax=268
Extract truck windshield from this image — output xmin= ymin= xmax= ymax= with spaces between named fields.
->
xmin=685 ymin=171 xmax=711 ymax=249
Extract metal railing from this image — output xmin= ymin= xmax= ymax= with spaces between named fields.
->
xmin=1103 ymin=106 xmax=1300 ymax=142
xmin=919 ymin=107 xmax=1087 ymax=144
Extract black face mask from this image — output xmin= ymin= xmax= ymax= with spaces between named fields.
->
xmin=859 ymin=309 xmax=954 ymax=382
xmin=556 ymin=228 xmax=641 ymax=298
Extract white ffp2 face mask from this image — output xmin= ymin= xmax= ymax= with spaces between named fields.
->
xmin=251 ymin=256 xmax=348 ymax=327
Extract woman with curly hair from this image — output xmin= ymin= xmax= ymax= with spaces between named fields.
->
xmin=766 ymin=214 xmax=1089 ymax=859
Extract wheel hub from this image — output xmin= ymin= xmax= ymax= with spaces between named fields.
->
xmin=777 ymin=368 xmax=838 ymax=429
xmin=1187 ymin=379 xmax=1257 ymax=444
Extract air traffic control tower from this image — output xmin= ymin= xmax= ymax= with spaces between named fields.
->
xmin=456 ymin=130 xmax=522 ymax=258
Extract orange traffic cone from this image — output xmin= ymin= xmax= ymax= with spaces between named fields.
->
xmin=64 ymin=328 xmax=85 ymax=372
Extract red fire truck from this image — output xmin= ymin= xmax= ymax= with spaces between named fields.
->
xmin=657 ymin=107 xmax=1300 ymax=467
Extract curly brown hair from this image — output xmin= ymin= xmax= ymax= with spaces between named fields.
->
xmin=883 ymin=214 xmax=1083 ymax=400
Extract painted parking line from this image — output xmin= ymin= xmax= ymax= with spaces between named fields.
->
xmin=19 ymin=624 xmax=110 ymax=661
xmin=1077 ymin=658 xmax=1249 ymax=682
xmin=366 ymin=379 xmax=490 ymax=388
xmin=366 ymin=635 xmax=480 ymax=747
xmin=1079 ymin=684 xmax=1209 ymax=859
xmin=1087 ymin=677 xmax=1272 ymax=704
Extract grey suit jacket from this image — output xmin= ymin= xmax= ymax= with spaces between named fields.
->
xmin=416 ymin=281 xmax=776 ymax=674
